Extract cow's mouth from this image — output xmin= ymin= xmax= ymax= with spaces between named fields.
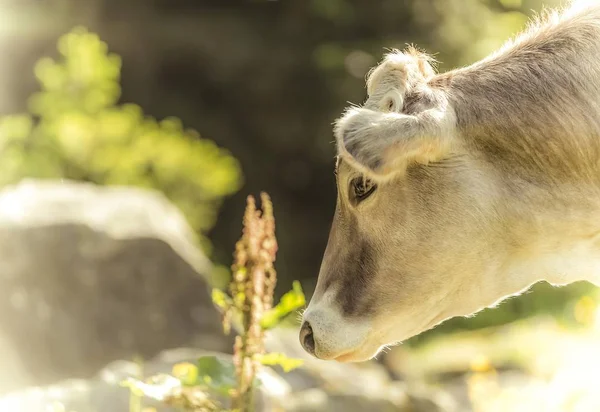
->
xmin=333 ymin=351 xmax=367 ymax=363
xmin=329 ymin=338 xmax=385 ymax=363
xmin=330 ymin=310 xmax=449 ymax=362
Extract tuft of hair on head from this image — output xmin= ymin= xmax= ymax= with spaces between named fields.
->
xmin=404 ymin=44 xmax=438 ymax=79
xmin=365 ymin=46 xmax=438 ymax=97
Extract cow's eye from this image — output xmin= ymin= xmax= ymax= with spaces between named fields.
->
xmin=350 ymin=177 xmax=377 ymax=203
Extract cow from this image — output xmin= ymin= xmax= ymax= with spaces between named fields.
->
xmin=300 ymin=0 xmax=600 ymax=362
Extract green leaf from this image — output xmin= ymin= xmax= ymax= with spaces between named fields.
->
xmin=196 ymin=355 xmax=237 ymax=396
xmin=256 ymin=353 xmax=304 ymax=373
xmin=0 ymin=114 xmax=33 ymax=143
xmin=172 ymin=362 xmax=199 ymax=386
xmin=260 ymin=281 xmax=306 ymax=329
xmin=211 ymin=288 xmax=233 ymax=311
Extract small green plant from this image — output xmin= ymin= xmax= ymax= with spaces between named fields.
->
xmin=123 ymin=193 xmax=306 ymax=411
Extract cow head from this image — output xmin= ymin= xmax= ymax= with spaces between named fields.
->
xmin=299 ymin=50 xmax=532 ymax=362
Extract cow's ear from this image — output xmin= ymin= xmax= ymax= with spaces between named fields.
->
xmin=334 ymin=101 xmax=456 ymax=183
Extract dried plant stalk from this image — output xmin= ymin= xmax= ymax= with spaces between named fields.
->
xmin=229 ymin=192 xmax=278 ymax=411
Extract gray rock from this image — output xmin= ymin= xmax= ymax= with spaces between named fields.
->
xmin=284 ymin=388 xmax=400 ymax=412
xmin=0 ymin=348 xmax=290 ymax=412
xmin=285 ymin=386 xmax=457 ymax=412
xmin=0 ymin=179 xmax=232 ymax=394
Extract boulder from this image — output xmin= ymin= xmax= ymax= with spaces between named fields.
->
xmin=0 ymin=179 xmax=232 ymax=394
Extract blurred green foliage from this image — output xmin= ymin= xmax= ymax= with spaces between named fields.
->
xmin=193 ymin=355 xmax=238 ymax=397
xmin=260 ymin=281 xmax=306 ymax=330
xmin=409 ymin=280 xmax=597 ymax=346
xmin=0 ymin=26 xmax=242 ymax=253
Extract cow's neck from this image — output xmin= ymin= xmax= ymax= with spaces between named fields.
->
xmin=501 ymin=176 xmax=600 ymax=288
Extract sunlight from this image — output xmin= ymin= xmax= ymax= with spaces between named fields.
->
xmin=465 ymin=295 xmax=600 ymax=412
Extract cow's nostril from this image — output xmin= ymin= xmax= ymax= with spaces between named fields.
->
xmin=299 ymin=321 xmax=316 ymax=356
